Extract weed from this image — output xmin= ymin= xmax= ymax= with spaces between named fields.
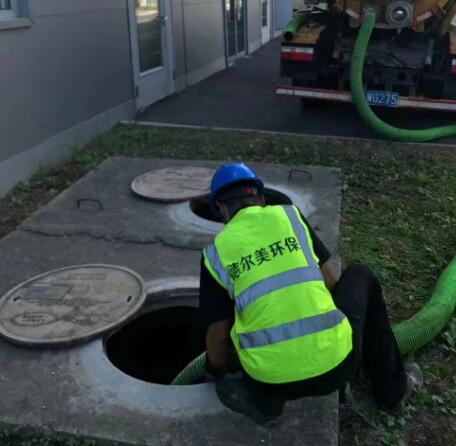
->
xmin=9 ymin=195 xmax=26 ymax=206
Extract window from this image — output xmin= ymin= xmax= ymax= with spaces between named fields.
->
xmin=262 ymin=0 xmax=268 ymax=27
xmin=0 ymin=0 xmax=16 ymax=19
xmin=0 ymin=0 xmax=31 ymax=30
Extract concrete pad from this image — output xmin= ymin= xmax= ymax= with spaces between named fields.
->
xmin=0 ymin=158 xmax=343 ymax=445
xmin=20 ymin=157 xmax=342 ymax=253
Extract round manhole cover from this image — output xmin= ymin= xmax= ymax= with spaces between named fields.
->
xmin=131 ymin=167 xmax=215 ymax=202
xmin=0 ymin=265 xmax=146 ymax=347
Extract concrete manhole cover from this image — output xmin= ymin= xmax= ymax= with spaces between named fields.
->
xmin=0 ymin=265 xmax=146 ymax=347
xmin=131 ymin=167 xmax=215 ymax=202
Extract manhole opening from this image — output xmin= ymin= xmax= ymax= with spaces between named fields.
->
xmin=190 ymin=188 xmax=293 ymax=223
xmin=105 ymin=306 xmax=207 ymax=385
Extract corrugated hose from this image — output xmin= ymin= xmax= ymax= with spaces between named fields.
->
xmin=350 ymin=9 xmax=456 ymax=141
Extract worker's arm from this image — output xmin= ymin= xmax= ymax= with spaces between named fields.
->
xmin=321 ymin=260 xmax=338 ymax=291
xmin=200 ymin=255 xmax=238 ymax=375
xmin=206 ymin=318 xmax=235 ymax=373
xmin=296 ymin=210 xmax=336 ymax=289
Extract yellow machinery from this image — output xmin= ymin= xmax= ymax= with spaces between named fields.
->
xmin=337 ymin=0 xmax=456 ymax=35
xmin=278 ymin=0 xmax=456 ymax=113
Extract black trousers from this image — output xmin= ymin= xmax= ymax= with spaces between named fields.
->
xmin=242 ymin=264 xmax=408 ymax=416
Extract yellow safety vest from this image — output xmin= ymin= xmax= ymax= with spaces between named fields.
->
xmin=203 ymin=205 xmax=352 ymax=384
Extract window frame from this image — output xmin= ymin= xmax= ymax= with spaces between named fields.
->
xmin=261 ymin=0 xmax=269 ymax=28
xmin=0 ymin=0 xmax=32 ymax=30
xmin=0 ymin=0 xmax=17 ymax=20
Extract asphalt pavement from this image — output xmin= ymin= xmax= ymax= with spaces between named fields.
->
xmin=139 ymin=38 xmax=456 ymax=144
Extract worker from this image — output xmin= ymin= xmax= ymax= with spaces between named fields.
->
xmin=199 ymin=162 xmax=423 ymax=426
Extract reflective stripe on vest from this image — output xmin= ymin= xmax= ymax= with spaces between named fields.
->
xmin=204 ymin=204 xmax=352 ymax=382
xmin=235 ymin=266 xmax=321 ymax=312
xmin=204 ymin=243 xmax=234 ymax=297
xmin=282 ymin=206 xmax=320 ymax=271
xmin=204 ymin=205 xmax=322 ymax=312
xmin=238 ymin=308 xmax=346 ymax=349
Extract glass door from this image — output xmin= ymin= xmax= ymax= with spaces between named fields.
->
xmin=136 ymin=0 xmax=163 ymax=72
xmin=261 ymin=0 xmax=271 ymax=44
xmin=128 ymin=0 xmax=174 ymax=111
xmin=225 ymin=0 xmax=246 ymax=62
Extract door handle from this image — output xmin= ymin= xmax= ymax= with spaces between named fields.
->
xmin=161 ymin=15 xmax=168 ymax=24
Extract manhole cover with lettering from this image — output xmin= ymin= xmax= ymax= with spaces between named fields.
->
xmin=0 ymin=265 xmax=146 ymax=347
xmin=131 ymin=167 xmax=215 ymax=202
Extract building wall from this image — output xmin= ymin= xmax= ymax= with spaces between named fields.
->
xmin=172 ymin=0 xmax=225 ymax=90
xmin=172 ymin=0 xmax=277 ymax=90
xmin=275 ymin=0 xmax=293 ymax=30
xmin=0 ymin=0 xmax=287 ymax=196
xmin=248 ymin=0 xmax=261 ymax=54
xmin=0 ymin=0 xmax=135 ymax=195
xmin=171 ymin=0 xmax=187 ymax=91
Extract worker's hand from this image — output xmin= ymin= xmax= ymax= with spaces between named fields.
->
xmin=321 ymin=260 xmax=338 ymax=290
xmin=203 ymin=352 xmax=224 ymax=382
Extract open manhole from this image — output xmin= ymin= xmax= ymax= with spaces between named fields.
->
xmin=190 ymin=188 xmax=293 ymax=223
xmin=105 ymin=306 xmax=208 ymax=385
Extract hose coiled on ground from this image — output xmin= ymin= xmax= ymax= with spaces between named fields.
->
xmin=393 ymin=257 xmax=456 ymax=355
xmin=350 ymin=10 xmax=456 ymax=141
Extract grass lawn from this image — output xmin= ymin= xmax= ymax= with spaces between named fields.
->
xmin=0 ymin=124 xmax=455 ymax=445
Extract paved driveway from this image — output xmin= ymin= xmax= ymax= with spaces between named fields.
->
xmin=139 ymin=38 xmax=456 ymax=144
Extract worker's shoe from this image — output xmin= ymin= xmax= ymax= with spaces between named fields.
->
xmin=216 ymin=378 xmax=282 ymax=427
xmin=388 ymin=362 xmax=423 ymax=412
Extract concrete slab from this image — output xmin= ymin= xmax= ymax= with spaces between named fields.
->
xmin=20 ymin=157 xmax=342 ymax=253
xmin=0 ymin=158 xmax=343 ymax=445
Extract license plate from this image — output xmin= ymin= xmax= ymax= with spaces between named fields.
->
xmin=365 ymin=90 xmax=399 ymax=108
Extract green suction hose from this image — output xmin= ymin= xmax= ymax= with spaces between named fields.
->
xmin=172 ymin=258 xmax=456 ymax=384
xmin=283 ymin=12 xmax=310 ymax=41
xmin=393 ymin=257 xmax=456 ymax=355
xmin=351 ymin=10 xmax=456 ymax=142
xmin=171 ymin=352 xmax=207 ymax=385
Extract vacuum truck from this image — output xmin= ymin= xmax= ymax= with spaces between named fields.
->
xmin=277 ymin=0 xmax=456 ymax=141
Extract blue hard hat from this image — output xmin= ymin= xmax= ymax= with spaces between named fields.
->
xmin=210 ymin=163 xmax=264 ymax=211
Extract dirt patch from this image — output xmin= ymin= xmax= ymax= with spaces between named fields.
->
xmin=0 ymin=164 xmax=86 ymax=238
